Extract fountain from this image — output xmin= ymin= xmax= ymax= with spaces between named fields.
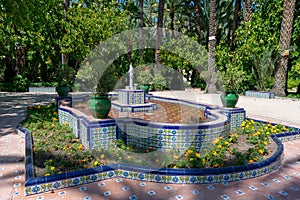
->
xmin=111 ymin=63 xmax=157 ymax=112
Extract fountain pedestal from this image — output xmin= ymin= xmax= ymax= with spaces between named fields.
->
xmin=118 ymin=89 xmax=145 ymax=105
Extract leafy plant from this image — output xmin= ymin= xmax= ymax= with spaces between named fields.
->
xmin=136 ymin=66 xmax=153 ymax=85
xmin=218 ymin=64 xmax=246 ymax=92
xmin=151 ymin=74 xmax=166 ymax=91
xmin=95 ymin=65 xmax=119 ymax=96
xmin=251 ymin=48 xmax=277 ymax=91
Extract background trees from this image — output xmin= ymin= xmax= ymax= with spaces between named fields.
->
xmin=0 ymin=0 xmax=299 ymax=96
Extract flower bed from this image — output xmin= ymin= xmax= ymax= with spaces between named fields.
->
xmin=19 ymin=104 xmax=299 ymax=196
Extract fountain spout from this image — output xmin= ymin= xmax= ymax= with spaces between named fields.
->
xmin=128 ymin=63 xmax=136 ymax=90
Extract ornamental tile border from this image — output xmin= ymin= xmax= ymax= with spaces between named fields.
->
xmin=17 ymin=123 xmax=298 ymax=196
xmin=17 ymin=96 xmax=300 ymax=196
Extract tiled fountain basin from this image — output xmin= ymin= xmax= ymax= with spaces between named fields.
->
xmin=59 ymin=95 xmax=245 ymax=151
xmin=18 ymin=95 xmax=299 ymax=196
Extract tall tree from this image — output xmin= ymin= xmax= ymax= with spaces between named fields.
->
xmin=243 ymin=0 xmax=252 ymax=22
xmin=231 ymin=0 xmax=241 ymax=50
xmin=139 ymin=0 xmax=144 ymax=57
xmin=194 ymin=0 xmax=202 ymax=42
xmin=207 ymin=0 xmax=218 ymax=93
xmin=272 ymin=0 xmax=297 ymax=96
xmin=155 ymin=0 xmax=165 ymax=70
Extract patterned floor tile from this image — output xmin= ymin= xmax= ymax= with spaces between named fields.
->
xmin=139 ymin=182 xmax=147 ymax=187
xmin=148 ymin=191 xmax=156 ymax=196
xmin=221 ymin=194 xmax=230 ymax=200
xmin=129 ymin=195 xmax=138 ymax=200
xmin=235 ymin=190 xmax=245 ymax=195
xmin=278 ymin=190 xmax=288 ymax=196
xmin=103 ymin=191 xmax=111 ymax=196
xmin=207 ymin=185 xmax=215 ymax=190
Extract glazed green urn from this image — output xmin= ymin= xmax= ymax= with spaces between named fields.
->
xmin=220 ymin=92 xmax=239 ymax=108
xmin=88 ymin=95 xmax=111 ymax=119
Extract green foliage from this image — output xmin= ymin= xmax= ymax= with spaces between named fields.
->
xmin=136 ymin=66 xmax=153 ymax=85
xmin=217 ymin=64 xmax=247 ymax=93
xmin=151 ymin=74 xmax=166 ymax=91
xmin=251 ymin=48 xmax=277 ymax=91
xmin=215 ymin=0 xmax=284 ymax=92
xmin=96 ymin=65 xmax=119 ymax=95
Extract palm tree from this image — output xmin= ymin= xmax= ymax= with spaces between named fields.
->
xmin=231 ymin=0 xmax=241 ymax=50
xmin=144 ymin=0 xmax=158 ymax=26
xmin=139 ymin=0 xmax=144 ymax=57
xmin=194 ymin=0 xmax=202 ymax=42
xmin=272 ymin=0 xmax=296 ymax=96
xmin=243 ymin=0 xmax=252 ymax=22
xmin=207 ymin=0 xmax=217 ymax=93
xmin=155 ymin=0 xmax=165 ymax=70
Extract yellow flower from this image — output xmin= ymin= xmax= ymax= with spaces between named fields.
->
xmin=282 ymin=126 xmax=287 ymax=131
xmin=251 ymin=120 xmax=254 ymax=124
xmin=224 ymin=141 xmax=229 ymax=146
xmin=213 ymin=138 xmax=219 ymax=144
xmin=53 ymin=112 xmax=57 ymax=115
xmin=44 ymin=173 xmax=50 ymax=176
xmin=189 ymin=158 xmax=194 ymax=161
xmin=49 ymin=159 xmax=53 ymax=163
xmin=78 ymin=144 xmax=83 ymax=151
xmin=173 ymin=155 xmax=179 ymax=159
xmin=202 ymin=159 xmax=206 ymax=165
xmin=241 ymin=121 xmax=246 ymax=127
xmin=217 ymin=145 xmax=222 ymax=149
xmin=93 ymin=161 xmax=99 ymax=166
xmin=187 ymin=150 xmax=193 ymax=154
xmin=212 ymin=150 xmax=217 ymax=156
xmin=64 ymin=122 xmax=69 ymax=125
xmin=50 ymin=166 xmax=55 ymax=171
xmin=213 ymin=163 xmax=219 ymax=168
xmin=246 ymin=125 xmax=250 ymax=129
xmin=266 ymin=132 xmax=270 ymax=135
xmin=195 ymin=153 xmax=200 ymax=158
xmin=248 ymin=159 xmax=254 ymax=164
xmin=52 ymin=117 xmax=57 ymax=121
xmin=264 ymin=141 xmax=268 ymax=145
xmin=173 ymin=166 xmax=177 ymax=169
xmin=100 ymin=154 xmax=105 ymax=159
xmin=258 ymin=149 xmax=264 ymax=155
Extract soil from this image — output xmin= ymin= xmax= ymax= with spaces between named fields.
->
xmin=224 ymin=135 xmax=278 ymax=167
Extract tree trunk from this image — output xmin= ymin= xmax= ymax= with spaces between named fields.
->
xmin=194 ymin=0 xmax=202 ymax=43
xmin=170 ymin=6 xmax=175 ymax=37
xmin=4 ymin=56 xmax=15 ymax=82
xmin=139 ymin=0 xmax=144 ymax=58
xmin=155 ymin=0 xmax=165 ymax=71
xmin=15 ymin=43 xmax=26 ymax=75
xmin=207 ymin=0 xmax=217 ymax=93
xmin=272 ymin=0 xmax=296 ymax=96
xmin=243 ymin=0 xmax=252 ymax=22
xmin=231 ymin=0 xmax=241 ymax=50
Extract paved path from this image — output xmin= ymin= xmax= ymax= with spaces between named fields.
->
xmin=0 ymin=92 xmax=300 ymax=200
xmin=152 ymin=91 xmax=300 ymax=128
